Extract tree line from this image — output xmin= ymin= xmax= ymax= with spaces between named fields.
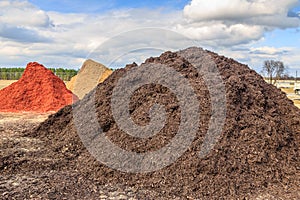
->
xmin=0 ymin=68 xmax=78 ymax=81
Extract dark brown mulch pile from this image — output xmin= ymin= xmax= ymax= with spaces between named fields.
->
xmin=3 ymin=47 xmax=299 ymax=199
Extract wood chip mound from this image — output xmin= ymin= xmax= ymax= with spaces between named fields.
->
xmin=2 ymin=47 xmax=299 ymax=199
xmin=66 ymin=59 xmax=112 ymax=99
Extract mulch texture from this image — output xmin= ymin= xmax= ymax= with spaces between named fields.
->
xmin=2 ymin=47 xmax=299 ymax=199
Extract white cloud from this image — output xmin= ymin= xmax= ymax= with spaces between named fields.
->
xmin=250 ymin=46 xmax=290 ymax=55
xmin=218 ymin=46 xmax=300 ymax=74
xmin=0 ymin=24 xmax=50 ymax=43
xmin=44 ymin=9 xmax=185 ymax=67
xmin=0 ymin=0 xmax=52 ymax=43
xmin=0 ymin=0 xmax=51 ymax=28
xmin=177 ymin=0 xmax=300 ymax=55
xmin=0 ymin=0 xmax=299 ymax=74
xmin=0 ymin=5 xmax=186 ymax=68
xmin=184 ymin=0 xmax=298 ymax=23
xmin=175 ymin=23 xmax=264 ymax=46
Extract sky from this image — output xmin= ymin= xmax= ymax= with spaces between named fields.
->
xmin=0 ymin=0 xmax=300 ymax=75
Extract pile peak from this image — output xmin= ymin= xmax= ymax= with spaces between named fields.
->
xmin=66 ymin=59 xmax=112 ymax=99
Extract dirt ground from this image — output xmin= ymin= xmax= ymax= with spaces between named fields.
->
xmin=0 ymin=113 xmax=164 ymax=199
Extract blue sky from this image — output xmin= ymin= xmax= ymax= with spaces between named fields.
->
xmin=0 ymin=0 xmax=300 ymax=76
xmin=28 ymin=0 xmax=191 ymax=12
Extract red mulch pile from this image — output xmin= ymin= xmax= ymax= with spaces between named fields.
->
xmin=0 ymin=62 xmax=78 ymax=112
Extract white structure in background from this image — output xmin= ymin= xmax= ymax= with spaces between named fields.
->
xmin=294 ymin=83 xmax=300 ymax=94
xmin=275 ymin=82 xmax=292 ymax=88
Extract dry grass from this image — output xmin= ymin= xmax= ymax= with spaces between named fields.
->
xmin=279 ymin=87 xmax=300 ymax=109
xmin=0 ymin=112 xmax=51 ymax=124
xmin=0 ymin=80 xmax=17 ymax=90
xmin=293 ymin=100 xmax=300 ymax=109
xmin=281 ymin=88 xmax=294 ymax=94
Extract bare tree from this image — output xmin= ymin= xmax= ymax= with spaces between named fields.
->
xmin=262 ymin=60 xmax=285 ymax=83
